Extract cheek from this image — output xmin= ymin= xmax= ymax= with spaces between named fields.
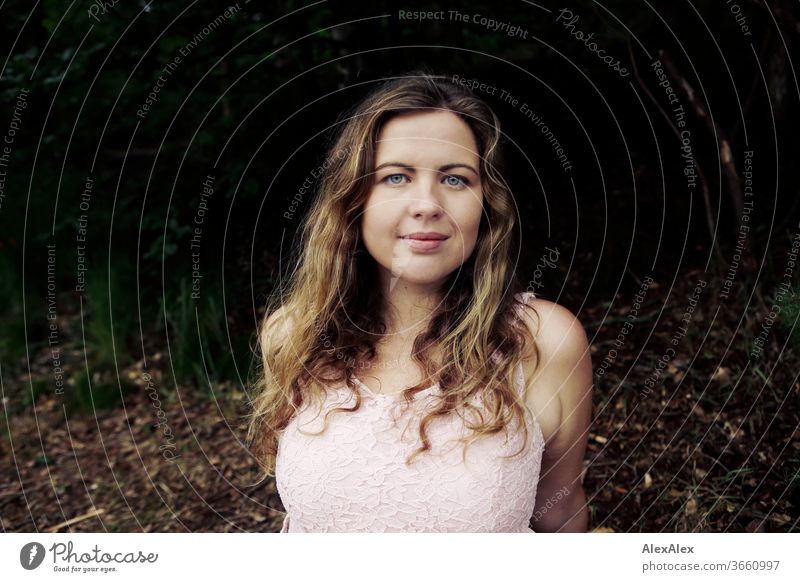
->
xmin=460 ymin=195 xmax=484 ymax=238
xmin=449 ymin=198 xmax=483 ymax=258
xmin=361 ymin=198 xmax=394 ymax=246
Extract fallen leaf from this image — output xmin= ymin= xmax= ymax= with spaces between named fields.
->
xmin=713 ymin=367 xmax=731 ymax=382
xmin=771 ymin=514 xmax=791 ymax=525
xmin=745 ymin=519 xmax=765 ymax=533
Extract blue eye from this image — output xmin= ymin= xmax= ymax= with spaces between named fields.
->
xmin=384 ymin=174 xmax=407 ymax=185
xmin=444 ymin=175 xmax=469 ymax=188
xmin=379 ymin=173 xmax=470 ymax=188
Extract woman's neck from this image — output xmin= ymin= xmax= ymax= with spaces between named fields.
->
xmin=380 ymin=280 xmax=441 ymax=340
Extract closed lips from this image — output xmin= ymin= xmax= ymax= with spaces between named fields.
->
xmin=401 ymin=233 xmax=449 ymax=240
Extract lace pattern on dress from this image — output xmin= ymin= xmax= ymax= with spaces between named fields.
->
xmin=275 ymin=291 xmax=544 ymax=532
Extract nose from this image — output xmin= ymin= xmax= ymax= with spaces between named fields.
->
xmin=408 ymin=174 xmax=442 ymax=219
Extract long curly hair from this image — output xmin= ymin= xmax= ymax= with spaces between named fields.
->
xmin=246 ymin=72 xmax=540 ymax=481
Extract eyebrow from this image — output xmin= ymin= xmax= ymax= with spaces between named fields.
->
xmin=373 ymin=162 xmax=479 ymax=176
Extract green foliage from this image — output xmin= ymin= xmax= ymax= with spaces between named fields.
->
xmin=143 ymin=216 xmax=192 ymax=262
xmin=64 ymin=266 xmax=136 ymax=414
xmin=0 ymin=251 xmax=30 ymax=363
xmin=82 ymin=266 xmax=133 ymax=368
xmin=0 ymin=0 xmax=794 ymax=418
xmin=777 ymin=289 xmax=800 ymax=351
xmin=68 ymin=369 xmax=133 ymax=415
xmin=163 ymin=278 xmax=196 ymax=386
xmin=162 ymin=278 xmax=251 ymax=393
xmin=789 ymin=461 xmax=800 ymax=496
xmin=21 ymin=378 xmax=48 ymax=409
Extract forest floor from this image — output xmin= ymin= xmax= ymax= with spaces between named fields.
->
xmin=1 ymin=269 xmax=798 ymax=533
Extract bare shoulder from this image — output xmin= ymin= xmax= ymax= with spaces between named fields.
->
xmin=515 ymin=294 xmax=593 ymax=444
xmin=517 ymin=296 xmax=590 ymax=362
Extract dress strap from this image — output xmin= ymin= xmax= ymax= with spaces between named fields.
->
xmin=514 ymin=291 xmax=537 ymax=316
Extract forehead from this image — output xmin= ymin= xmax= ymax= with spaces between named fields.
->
xmin=375 ymin=111 xmax=480 ymax=164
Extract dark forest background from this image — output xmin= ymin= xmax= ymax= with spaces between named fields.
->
xmin=1 ymin=0 xmax=798 ymax=533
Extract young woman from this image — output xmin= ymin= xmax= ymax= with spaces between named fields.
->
xmin=247 ymin=73 xmax=593 ymax=533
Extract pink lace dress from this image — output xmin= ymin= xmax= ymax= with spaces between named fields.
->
xmin=275 ymin=292 xmax=545 ymax=532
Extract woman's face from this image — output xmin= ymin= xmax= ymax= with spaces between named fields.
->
xmin=360 ymin=110 xmax=484 ymax=293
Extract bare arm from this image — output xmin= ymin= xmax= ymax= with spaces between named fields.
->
xmin=521 ymin=300 xmax=594 ymax=532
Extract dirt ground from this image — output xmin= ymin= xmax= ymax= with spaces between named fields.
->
xmin=2 ymin=274 xmax=798 ymax=533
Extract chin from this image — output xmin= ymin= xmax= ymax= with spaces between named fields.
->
xmin=388 ymin=269 xmax=458 ymax=287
